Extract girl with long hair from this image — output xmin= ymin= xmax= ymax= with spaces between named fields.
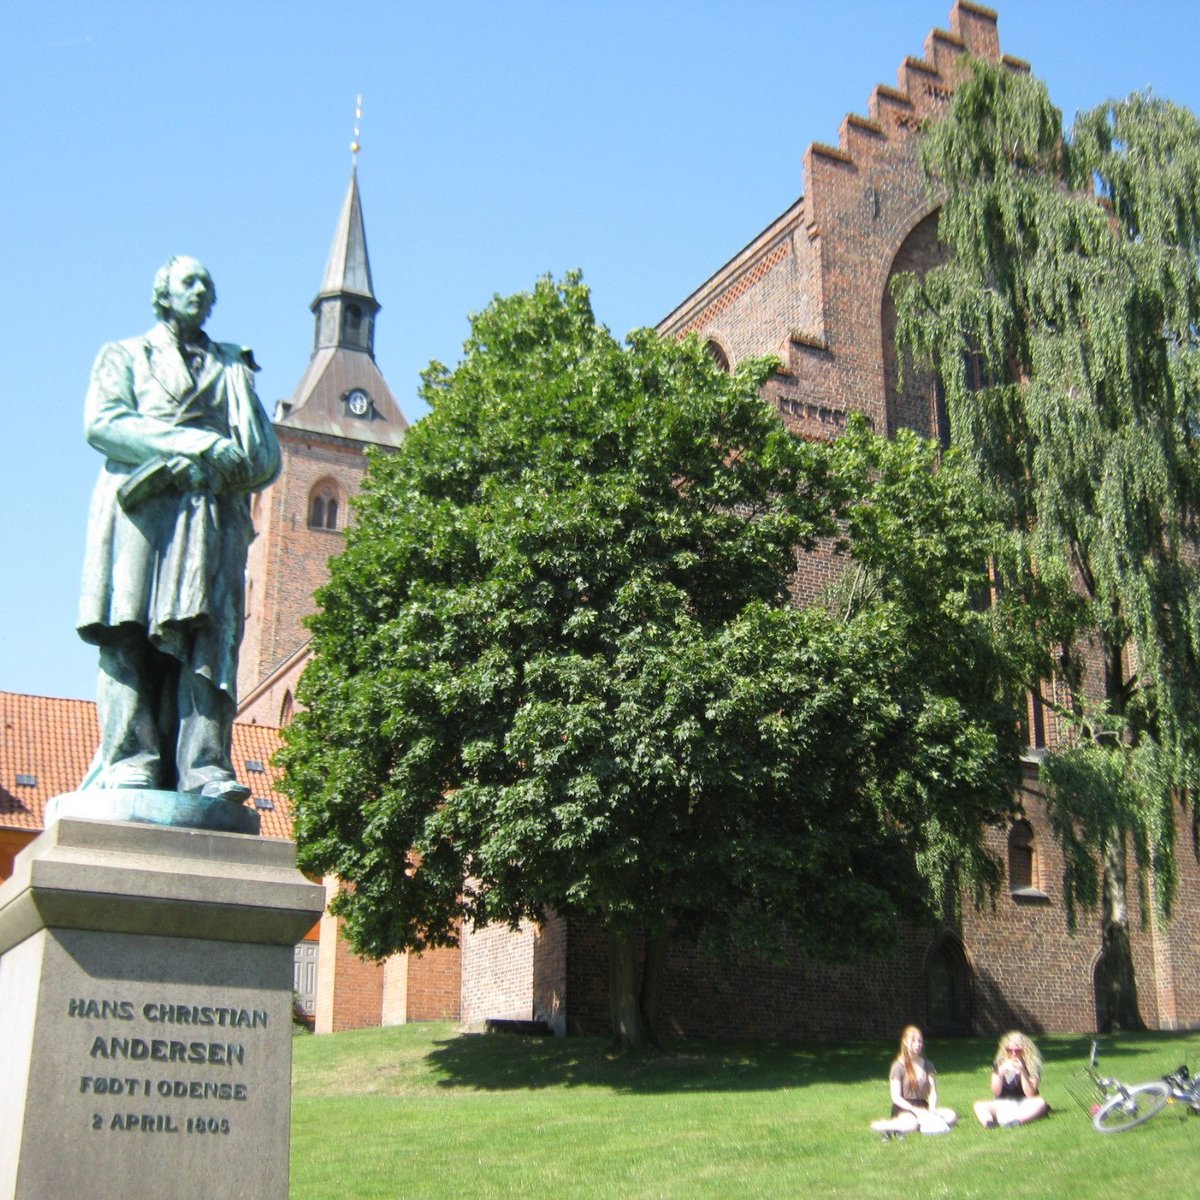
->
xmin=871 ymin=1026 xmax=957 ymax=1137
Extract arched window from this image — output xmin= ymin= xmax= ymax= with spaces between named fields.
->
xmin=1008 ymin=820 xmax=1037 ymax=892
xmin=308 ymin=481 xmax=342 ymax=531
xmin=342 ymin=302 xmax=372 ymax=349
xmin=706 ymin=338 xmax=731 ymax=373
xmin=881 ymin=210 xmax=944 ymax=439
xmin=926 ymin=934 xmax=972 ymax=1034
xmin=280 ymin=690 xmax=295 ymax=727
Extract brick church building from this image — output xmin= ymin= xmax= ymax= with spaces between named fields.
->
xmin=450 ymin=0 xmax=1200 ymax=1040
xmin=3 ymin=1 xmax=1198 ymax=1038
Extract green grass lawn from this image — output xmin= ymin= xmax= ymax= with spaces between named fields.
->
xmin=290 ymin=1023 xmax=1200 ymax=1199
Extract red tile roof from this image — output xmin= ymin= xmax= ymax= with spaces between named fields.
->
xmin=0 ymin=691 xmax=295 ymax=840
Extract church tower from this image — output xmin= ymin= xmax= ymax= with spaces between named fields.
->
xmin=238 ymin=167 xmax=408 ymax=724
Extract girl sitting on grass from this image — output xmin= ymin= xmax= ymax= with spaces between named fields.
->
xmin=973 ymin=1031 xmax=1049 ymax=1128
xmin=871 ymin=1025 xmax=957 ymax=1137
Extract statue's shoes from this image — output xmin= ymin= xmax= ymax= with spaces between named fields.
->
xmin=198 ymin=778 xmax=252 ymax=803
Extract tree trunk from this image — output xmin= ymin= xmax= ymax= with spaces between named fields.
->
xmin=1094 ymin=646 xmax=1144 ymax=1032
xmin=607 ymin=928 xmax=663 ymax=1052
xmin=1096 ymin=837 xmax=1144 ymax=1032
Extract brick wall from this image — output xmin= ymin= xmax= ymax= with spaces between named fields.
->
xmin=1150 ymin=806 xmax=1200 ymax=1029
xmin=370 ymin=945 xmax=465 ymax=1028
xmin=959 ymin=781 xmax=1106 ymax=1034
xmin=406 ymin=945 xmax=463 ymax=1021
xmin=664 ymin=207 xmax=820 ymax=371
xmin=235 ymin=645 xmax=307 ymax=728
xmin=0 ymin=830 xmax=35 ymax=881
xmin=313 ymin=878 xmax=384 ymax=1033
xmin=880 ymin=210 xmax=945 ymax=439
xmin=460 ymin=921 xmax=536 ymax=1025
xmin=532 ymin=915 xmax=568 ymax=1034
xmin=564 ymin=918 xmax=929 ymax=1041
xmin=380 ymin=954 xmax=408 ymax=1025
xmin=554 ymin=770 xmax=1200 ymax=1040
xmin=239 ymin=428 xmax=369 ymax=698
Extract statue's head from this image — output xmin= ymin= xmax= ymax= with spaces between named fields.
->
xmin=152 ymin=255 xmax=216 ymax=329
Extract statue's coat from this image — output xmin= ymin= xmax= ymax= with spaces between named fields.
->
xmin=78 ymin=322 xmax=281 ymax=700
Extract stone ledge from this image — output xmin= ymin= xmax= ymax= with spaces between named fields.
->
xmin=0 ymin=818 xmax=324 ymax=955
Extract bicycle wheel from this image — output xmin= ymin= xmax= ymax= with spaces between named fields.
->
xmin=1093 ymin=1082 xmax=1170 ymax=1133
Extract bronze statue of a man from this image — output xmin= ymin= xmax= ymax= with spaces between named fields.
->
xmin=77 ymin=256 xmax=281 ymax=802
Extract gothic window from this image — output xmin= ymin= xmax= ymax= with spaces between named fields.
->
xmin=1008 ymin=820 xmax=1037 ymax=893
xmin=706 ymin=338 xmax=731 ymax=373
xmin=933 ymin=376 xmax=950 ymax=449
xmin=1019 ymin=690 xmax=1046 ymax=751
xmin=882 ymin=210 xmax=943 ymax=439
xmin=963 ymin=345 xmax=990 ymax=392
xmin=280 ymin=690 xmax=295 ymax=727
xmin=308 ymin=480 xmax=342 ymax=531
xmin=926 ymin=935 xmax=972 ymax=1034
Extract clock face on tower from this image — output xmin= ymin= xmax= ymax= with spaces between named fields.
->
xmin=345 ymin=388 xmax=371 ymax=417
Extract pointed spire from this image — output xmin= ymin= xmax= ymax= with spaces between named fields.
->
xmin=310 ymin=162 xmax=380 ymax=358
xmin=315 ymin=167 xmax=376 ymax=304
xmin=281 ymin=154 xmax=406 ymax=447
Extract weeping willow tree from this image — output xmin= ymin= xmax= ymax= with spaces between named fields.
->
xmin=893 ymin=61 xmax=1200 ymax=1029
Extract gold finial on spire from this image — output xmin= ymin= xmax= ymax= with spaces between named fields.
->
xmin=350 ymin=95 xmax=363 ymax=164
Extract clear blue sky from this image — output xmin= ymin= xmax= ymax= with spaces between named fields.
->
xmin=4 ymin=1 xmax=1200 ymax=702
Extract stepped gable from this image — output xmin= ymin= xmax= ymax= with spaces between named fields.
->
xmin=657 ymin=2 xmax=1029 ymax=444
xmin=803 ymin=0 xmax=1024 ymax=235
xmin=0 ymin=691 xmax=294 ymax=840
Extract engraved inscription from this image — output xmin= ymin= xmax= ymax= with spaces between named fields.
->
xmin=89 ymin=1036 xmax=245 ymax=1065
xmin=68 ymin=995 xmax=265 ymax=1136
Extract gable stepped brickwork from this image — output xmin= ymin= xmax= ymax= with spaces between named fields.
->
xmin=659 ymin=1 xmax=1028 ymax=445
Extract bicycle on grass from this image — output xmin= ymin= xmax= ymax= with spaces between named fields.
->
xmin=1068 ymin=1041 xmax=1200 ymax=1133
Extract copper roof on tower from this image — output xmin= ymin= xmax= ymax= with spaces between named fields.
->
xmin=314 ymin=167 xmax=376 ymax=305
xmin=275 ymin=167 xmax=408 ymax=448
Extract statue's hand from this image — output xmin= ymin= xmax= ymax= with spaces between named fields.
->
xmin=205 ymin=439 xmax=251 ymax=489
xmin=165 ymin=455 xmax=206 ymax=491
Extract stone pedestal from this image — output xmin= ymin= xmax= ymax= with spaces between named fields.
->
xmin=0 ymin=817 xmax=325 ymax=1200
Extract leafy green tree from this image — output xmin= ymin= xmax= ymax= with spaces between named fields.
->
xmin=893 ymin=61 xmax=1200 ymax=1028
xmin=281 ymin=274 xmax=1020 ymax=1049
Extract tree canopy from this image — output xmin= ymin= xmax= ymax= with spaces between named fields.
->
xmin=281 ymin=274 xmax=1021 ymax=1047
xmin=892 ymin=61 xmax=1200 ymax=1028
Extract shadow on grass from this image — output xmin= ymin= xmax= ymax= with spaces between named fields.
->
xmin=426 ymin=1032 xmax=884 ymax=1093
xmin=424 ymin=1030 xmax=1199 ymax=1096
